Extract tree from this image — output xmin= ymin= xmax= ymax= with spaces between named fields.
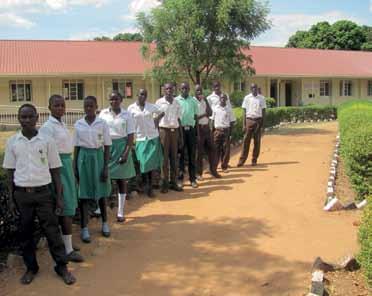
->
xmin=93 ymin=33 xmax=143 ymax=42
xmin=94 ymin=36 xmax=112 ymax=41
xmin=137 ymin=0 xmax=270 ymax=85
xmin=286 ymin=20 xmax=372 ymax=51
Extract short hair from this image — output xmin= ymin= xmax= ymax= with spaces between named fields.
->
xmin=110 ymin=91 xmax=123 ymax=100
xmin=84 ymin=95 xmax=97 ymax=104
xmin=18 ymin=103 xmax=37 ymax=115
xmin=49 ymin=94 xmax=64 ymax=106
xmin=212 ymin=81 xmax=221 ymax=88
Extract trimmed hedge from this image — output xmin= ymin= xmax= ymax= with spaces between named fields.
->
xmin=338 ymin=101 xmax=372 ymax=287
xmin=338 ymin=101 xmax=372 ymax=200
xmin=231 ymin=105 xmax=337 ymax=143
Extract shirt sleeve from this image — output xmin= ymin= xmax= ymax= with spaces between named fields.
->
xmin=241 ymin=96 xmax=248 ymax=109
xmin=39 ymin=124 xmax=53 ymax=138
xmin=72 ymin=124 xmax=79 ymax=146
xmin=126 ymin=113 xmax=135 ymax=135
xmin=47 ymin=139 xmax=62 ymax=169
xmin=150 ymin=103 xmax=161 ymax=115
xmin=102 ymin=121 xmax=112 ymax=146
xmin=2 ymin=138 xmax=16 ymax=169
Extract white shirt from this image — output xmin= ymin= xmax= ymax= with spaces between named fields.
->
xmin=128 ymin=102 xmax=161 ymax=141
xmin=3 ymin=132 xmax=62 ymax=187
xmin=155 ymin=97 xmax=182 ymax=129
xmin=242 ymin=94 xmax=267 ymax=118
xmin=98 ymin=108 xmax=135 ymax=139
xmin=212 ymin=105 xmax=236 ymax=129
xmin=207 ymin=92 xmax=235 ymax=120
xmin=39 ymin=116 xmax=73 ymax=154
xmin=197 ymin=98 xmax=209 ymax=125
xmin=73 ymin=117 xmax=112 ymax=148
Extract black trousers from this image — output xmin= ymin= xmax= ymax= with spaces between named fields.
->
xmin=14 ymin=187 xmax=68 ymax=272
xmin=178 ymin=126 xmax=196 ymax=182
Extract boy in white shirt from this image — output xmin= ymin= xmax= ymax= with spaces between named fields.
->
xmin=237 ymin=83 xmax=266 ymax=167
xmin=211 ymin=94 xmax=236 ymax=172
xmin=3 ymin=104 xmax=75 ymax=285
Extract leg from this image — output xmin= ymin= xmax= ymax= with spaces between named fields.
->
xmin=205 ymin=128 xmax=219 ymax=176
xmin=213 ymin=130 xmax=223 ymax=170
xmin=186 ymin=127 xmax=197 ymax=183
xmin=252 ymin=121 xmax=262 ymax=164
xmin=79 ymin=199 xmax=90 ymax=243
xmin=160 ymin=128 xmax=170 ymax=192
xmin=116 ymin=179 xmax=127 ymax=221
xmin=60 ymin=216 xmax=84 ymax=262
xmin=221 ymin=130 xmax=230 ymax=170
xmin=98 ymin=197 xmax=110 ymax=237
xmin=169 ymin=130 xmax=179 ymax=187
xmin=196 ymin=126 xmax=206 ymax=177
xmin=13 ymin=191 xmax=39 ymax=274
xmin=238 ymin=119 xmax=255 ymax=166
xmin=178 ymin=129 xmax=186 ymax=181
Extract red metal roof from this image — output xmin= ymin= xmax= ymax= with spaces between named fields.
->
xmin=1 ymin=40 xmax=372 ymax=77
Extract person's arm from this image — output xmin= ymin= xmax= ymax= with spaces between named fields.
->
xmin=154 ymin=112 xmax=165 ymax=128
xmin=6 ymin=169 xmax=16 ymax=215
xmin=243 ymin=109 xmax=247 ymax=132
xmin=119 ymin=133 xmax=134 ymax=164
xmin=101 ymin=145 xmax=110 ymax=182
xmin=50 ymin=167 xmax=63 ymax=215
xmin=73 ymin=146 xmax=80 ymax=182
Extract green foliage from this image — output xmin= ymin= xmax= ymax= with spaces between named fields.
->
xmin=94 ymin=33 xmax=143 ymax=42
xmin=286 ymin=20 xmax=372 ymax=51
xmin=338 ymin=101 xmax=372 ymax=200
xmin=231 ymin=105 xmax=337 ymax=143
xmin=137 ymin=0 xmax=270 ymax=85
xmin=230 ymin=91 xmax=245 ymax=108
xmin=265 ymin=97 xmax=276 ymax=108
xmin=358 ymin=194 xmax=372 ymax=287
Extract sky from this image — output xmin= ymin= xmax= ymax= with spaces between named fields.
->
xmin=0 ymin=0 xmax=371 ymax=46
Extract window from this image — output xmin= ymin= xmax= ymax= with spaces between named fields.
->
xmin=320 ymin=80 xmax=331 ymax=97
xmin=112 ymin=80 xmax=133 ymax=98
xmin=9 ymin=80 xmax=32 ymax=102
xmin=63 ymin=80 xmax=84 ymax=100
xmin=233 ymin=80 xmax=246 ymax=92
xmin=339 ymin=80 xmax=352 ymax=97
xmin=368 ymin=81 xmax=372 ymax=96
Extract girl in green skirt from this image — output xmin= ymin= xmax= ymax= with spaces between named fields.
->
xmin=128 ymin=89 xmax=164 ymax=197
xmin=99 ymin=91 xmax=136 ymax=222
xmin=39 ymin=94 xmax=84 ymax=263
xmin=73 ymin=96 xmax=112 ymax=243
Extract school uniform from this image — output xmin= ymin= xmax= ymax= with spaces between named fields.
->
xmin=40 ymin=116 xmax=77 ymax=217
xmin=127 ymin=102 xmax=163 ymax=174
xmin=176 ymin=95 xmax=199 ymax=183
xmin=155 ymin=97 xmax=182 ymax=187
xmin=212 ymin=104 xmax=236 ymax=170
xmin=2 ymin=132 xmax=68 ymax=273
xmin=99 ymin=108 xmax=136 ymax=180
xmin=238 ymin=93 xmax=266 ymax=166
xmin=207 ymin=92 xmax=235 ymax=167
xmin=73 ymin=117 xmax=112 ymax=200
xmin=196 ymin=98 xmax=217 ymax=177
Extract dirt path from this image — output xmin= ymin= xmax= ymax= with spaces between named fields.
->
xmin=1 ymin=122 xmax=361 ymax=296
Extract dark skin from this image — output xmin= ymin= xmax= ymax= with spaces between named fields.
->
xmin=108 ymin=92 xmax=134 ymax=194
xmin=137 ymin=89 xmax=164 ymax=128
xmin=7 ymin=107 xmax=63 ymax=215
xmin=180 ymin=82 xmax=198 ymax=125
xmin=48 ymin=96 xmax=74 ymax=235
xmin=195 ymin=84 xmax=212 ymax=140
xmin=213 ymin=82 xmax=222 ymax=96
xmin=242 ymin=84 xmax=266 ymax=133
xmin=73 ymin=98 xmax=110 ymax=183
xmin=212 ymin=94 xmax=235 ymax=131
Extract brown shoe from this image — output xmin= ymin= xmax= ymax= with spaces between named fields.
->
xmin=117 ymin=216 xmax=126 ymax=223
xmin=20 ymin=269 xmax=38 ymax=285
xmin=237 ymin=162 xmax=244 ymax=167
xmin=66 ymin=251 xmax=84 ymax=263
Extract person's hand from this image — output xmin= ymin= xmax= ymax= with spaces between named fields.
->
xmin=73 ymin=164 xmax=79 ymax=183
xmin=119 ymin=152 xmax=129 ymax=164
xmin=55 ymin=196 xmax=64 ymax=216
xmin=101 ymin=166 xmax=108 ymax=182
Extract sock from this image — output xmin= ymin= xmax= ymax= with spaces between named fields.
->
xmin=117 ymin=193 xmax=126 ymax=218
xmin=62 ymin=234 xmax=73 ymax=255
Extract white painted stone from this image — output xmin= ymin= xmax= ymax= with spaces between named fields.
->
xmin=328 ymin=181 xmax=334 ymax=187
xmin=311 ymin=271 xmax=324 ymax=282
xmin=357 ymin=200 xmax=367 ymax=209
xmin=324 ymin=197 xmax=344 ymax=211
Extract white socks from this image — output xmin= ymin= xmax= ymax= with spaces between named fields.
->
xmin=117 ymin=193 xmax=126 ymax=218
xmin=62 ymin=234 xmax=73 ymax=254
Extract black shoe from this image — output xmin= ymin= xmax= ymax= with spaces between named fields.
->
xmin=237 ymin=162 xmax=244 ymax=167
xmin=251 ymin=160 xmax=257 ymax=166
xmin=72 ymin=244 xmax=80 ymax=252
xmin=66 ymin=251 xmax=84 ymax=263
xmin=169 ymin=184 xmax=183 ymax=192
xmin=54 ymin=265 xmax=76 ymax=285
xmin=20 ymin=269 xmax=38 ymax=285
xmin=160 ymin=184 xmax=169 ymax=193
xmin=211 ymin=172 xmax=222 ymax=178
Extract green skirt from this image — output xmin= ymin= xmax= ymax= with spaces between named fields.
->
xmin=109 ymin=137 xmax=136 ymax=180
xmin=50 ymin=154 xmax=78 ymax=216
xmin=77 ymin=147 xmax=111 ymax=200
xmin=135 ymin=137 xmax=163 ymax=173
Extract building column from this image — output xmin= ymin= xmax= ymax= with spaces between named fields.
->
xmin=101 ymin=78 xmax=105 ymax=108
xmin=277 ymin=79 xmax=280 ymax=107
xmin=266 ymin=77 xmax=271 ymax=98
xmin=151 ymin=77 xmax=155 ymax=102
xmin=47 ymin=79 xmax=51 ymax=106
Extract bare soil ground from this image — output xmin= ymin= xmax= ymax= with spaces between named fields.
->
xmin=0 ymin=122 xmax=363 ymax=296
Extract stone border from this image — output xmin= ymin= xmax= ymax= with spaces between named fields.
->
xmin=323 ymin=134 xmax=367 ymax=212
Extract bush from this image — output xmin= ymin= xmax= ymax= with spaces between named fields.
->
xmin=338 ymin=101 xmax=372 ymax=200
xmin=266 ymin=97 xmax=276 ymax=108
xmin=230 ymin=91 xmax=245 ymax=108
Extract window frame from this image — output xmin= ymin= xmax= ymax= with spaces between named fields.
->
xmin=112 ymin=79 xmax=133 ymax=99
xmin=339 ymin=80 xmax=353 ymax=97
xmin=368 ymin=80 xmax=372 ymax=97
xmin=320 ymin=80 xmax=331 ymax=97
xmin=9 ymin=80 xmax=32 ymax=102
xmin=63 ymin=79 xmax=84 ymax=101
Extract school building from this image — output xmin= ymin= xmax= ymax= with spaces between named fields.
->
xmin=1 ymin=40 xmax=372 ymax=115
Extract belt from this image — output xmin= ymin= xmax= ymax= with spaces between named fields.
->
xmin=182 ymin=126 xmax=194 ymax=131
xmin=160 ymin=127 xmax=178 ymax=132
xmin=246 ymin=117 xmax=262 ymax=121
xmin=15 ymin=185 xmax=49 ymax=193
xmin=215 ymin=127 xmax=230 ymax=131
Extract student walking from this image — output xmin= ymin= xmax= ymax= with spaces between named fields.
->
xmin=195 ymin=85 xmax=221 ymax=179
xmin=128 ymin=89 xmax=163 ymax=198
xmin=39 ymin=95 xmax=84 ymax=263
xmin=237 ymin=83 xmax=266 ymax=167
xmin=176 ymin=82 xmax=199 ymax=188
xmin=73 ymin=96 xmax=112 ymax=243
xmin=99 ymin=91 xmax=136 ymax=222
xmin=156 ymin=83 xmax=183 ymax=193
xmin=3 ymin=104 xmax=75 ymax=285
xmin=212 ymin=94 xmax=236 ymax=172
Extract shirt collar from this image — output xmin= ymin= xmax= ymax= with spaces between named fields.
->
xmin=48 ymin=115 xmax=65 ymax=126
xmin=16 ymin=130 xmax=44 ymax=142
